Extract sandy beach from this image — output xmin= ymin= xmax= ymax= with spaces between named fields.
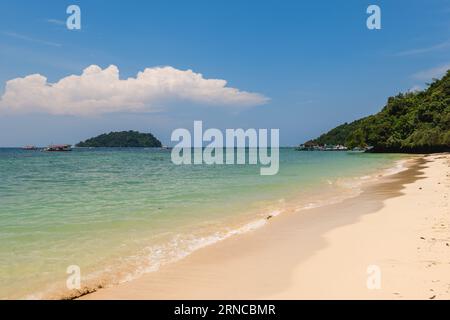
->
xmin=82 ymin=153 xmax=450 ymax=300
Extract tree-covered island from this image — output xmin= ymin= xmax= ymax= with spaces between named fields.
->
xmin=76 ymin=131 xmax=162 ymax=148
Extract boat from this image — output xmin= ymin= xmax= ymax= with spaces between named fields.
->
xmin=22 ymin=145 xmax=38 ymax=150
xmin=295 ymin=144 xmax=348 ymax=151
xmin=44 ymin=144 xmax=72 ymax=152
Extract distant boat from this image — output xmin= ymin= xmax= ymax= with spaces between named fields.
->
xmin=351 ymin=146 xmax=374 ymax=152
xmin=22 ymin=145 xmax=38 ymax=150
xmin=44 ymin=144 xmax=72 ymax=152
xmin=295 ymin=144 xmax=348 ymax=151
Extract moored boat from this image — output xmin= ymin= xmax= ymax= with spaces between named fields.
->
xmin=44 ymin=144 xmax=72 ymax=152
xmin=22 ymin=145 xmax=38 ymax=150
xmin=295 ymin=144 xmax=349 ymax=151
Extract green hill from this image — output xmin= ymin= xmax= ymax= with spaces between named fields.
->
xmin=76 ymin=131 xmax=162 ymax=148
xmin=305 ymin=70 xmax=450 ymax=153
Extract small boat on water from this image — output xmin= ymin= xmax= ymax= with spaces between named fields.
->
xmin=22 ymin=145 xmax=38 ymax=150
xmin=44 ymin=144 xmax=72 ymax=152
xmin=295 ymin=144 xmax=348 ymax=151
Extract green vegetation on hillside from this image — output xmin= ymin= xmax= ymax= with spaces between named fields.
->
xmin=306 ymin=70 xmax=450 ymax=153
xmin=76 ymin=131 xmax=162 ymax=148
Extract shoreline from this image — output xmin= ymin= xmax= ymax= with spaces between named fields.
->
xmin=81 ymin=153 xmax=450 ymax=300
xmin=14 ymin=152 xmax=408 ymax=300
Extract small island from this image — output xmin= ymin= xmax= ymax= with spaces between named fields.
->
xmin=76 ymin=131 xmax=162 ymax=148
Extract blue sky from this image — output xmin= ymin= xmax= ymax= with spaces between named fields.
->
xmin=0 ymin=0 xmax=449 ymax=146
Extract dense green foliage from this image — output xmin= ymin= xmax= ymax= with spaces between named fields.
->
xmin=307 ymin=71 xmax=450 ymax=153
xmin=76 ymin=131 xmax=162 ymax=148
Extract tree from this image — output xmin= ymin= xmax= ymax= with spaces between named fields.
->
xmin=304 ymin=70 xmax=450 ymax=153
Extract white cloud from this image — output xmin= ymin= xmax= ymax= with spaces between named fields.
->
xmin=395 ymin=40 xmax=450 ymax=56
xmin=46 ymin=19 xmax=66 ymax=26
xmin=413 ymin=63 xmax=450 ymax=81
xmin=408 ymin=85 xmax=423 ymax=92
xmin=0 ymin=65 xmax=269 ymax=116
xmin=1 ymin=31 xmax=62 ymax=47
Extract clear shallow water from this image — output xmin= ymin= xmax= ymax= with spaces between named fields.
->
xmin=0 ymin=148 xmax=406 ymax=299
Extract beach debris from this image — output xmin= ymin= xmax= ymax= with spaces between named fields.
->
xmin=266 ymin=215 xmax=273 ymax=220
xmin=429 ymin=295 xmax=436 ymax=300
xmin=419 ymin=187 xmax=423 ymax=190
xmin=62 ymin=286 xmax=98 ymax=300
xmin=420 ymin=237 xmax=426 ymax=240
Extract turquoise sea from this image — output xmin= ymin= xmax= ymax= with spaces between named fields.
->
xmin=0 ymin=148 xmax=406 ymax=299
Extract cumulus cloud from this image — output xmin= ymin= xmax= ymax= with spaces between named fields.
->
xmin=0 ymin=65 xmax=269 ymax=116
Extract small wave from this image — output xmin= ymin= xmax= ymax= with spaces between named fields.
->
xmin=382 ymin=159 xmax=408 ymax=176
xmin=34 ymin=208 xmax=283 ymax=300
xmin=300 ymin=158 xmax=409 ymax=214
